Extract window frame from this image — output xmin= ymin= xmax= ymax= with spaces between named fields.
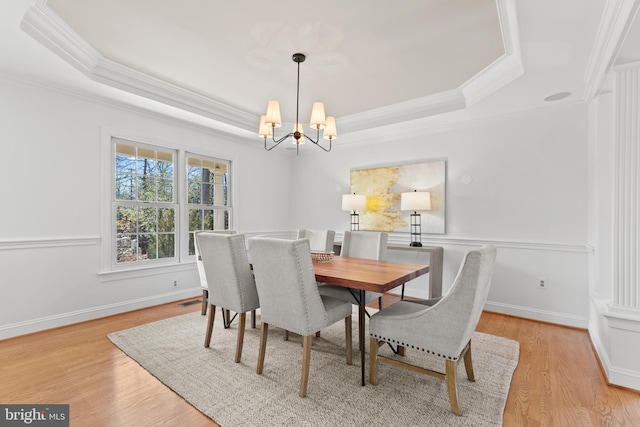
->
xmin=184 ymin=152 xmax=233 ymax=258
xmin=99 ymin=127 xmax=235 ymax=275
xmin=112 ymin=138 xmax=179 ymax=267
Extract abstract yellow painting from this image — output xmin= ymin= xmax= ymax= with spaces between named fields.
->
xmin=350 ymin=160 xmax=446 ymax=234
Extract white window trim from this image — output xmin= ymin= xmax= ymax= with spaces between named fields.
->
xmin=99 ymin=126 xmax=236 ymax=278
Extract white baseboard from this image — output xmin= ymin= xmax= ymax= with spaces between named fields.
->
xmin=590 ymin=299 xmax=640 ymax=391
xmin=484 ymin=301 xmax=588 ymax=328
xmin=607 ymin=366 xmax=640 ymax=390
xmin=593 ymin=323 xmax=640 ymax=390
xmin=0 ymin=288 xmax=201 ymax=341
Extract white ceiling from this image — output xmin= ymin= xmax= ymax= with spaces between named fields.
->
xmin=2 ymin=0 xmax=639 ymax=147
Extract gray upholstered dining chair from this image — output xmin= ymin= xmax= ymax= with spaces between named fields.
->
xmin=194 ymin=230 xmax=236 ymax=316
xmin=296 ymin=228 xmax=336 ymax=252
xmin=318 ymin=231 xmax=388 ymax=309
xmin=247 ymin=237 xmax=353 ymax=398
xmin=195 ymin=232 xmax=260 ymax=363
xmin=368 ymin=244 xmax=497 ymax=416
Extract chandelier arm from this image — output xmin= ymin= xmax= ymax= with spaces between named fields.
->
xmin=264 ymin=132 xmax=293 ymax=151
xmin=302 ymin=133 xmax=333 ymax=152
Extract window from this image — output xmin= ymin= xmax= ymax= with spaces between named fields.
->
xmin=107 ymin=135 xmax=233 ymax=270
xmin=114 ymin=141 xmax=176 ymax=265
xmin=186 ymin=155 xmax=231 ymax=255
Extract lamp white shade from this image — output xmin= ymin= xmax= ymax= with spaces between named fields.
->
xmin=309 ymin=102 xmax=326 ymax=129
xmin=401 ymin=191 xmax=431 ymax=211
xmin=342 ymin=194 xmax=366 ymax=212
xmin=323 ymin=116 xmax=337 ymax=140
xmin=265 ymin=100 xmax=282 ymax=127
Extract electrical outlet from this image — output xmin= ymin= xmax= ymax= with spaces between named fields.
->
xmin=538 ymin=278 xmax=547 ymax=290
xmin=173 ymin=280 xmax=178 ymax=288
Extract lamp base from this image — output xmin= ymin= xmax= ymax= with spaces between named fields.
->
xmin=409 ymin=242 xmax=423 ymax=247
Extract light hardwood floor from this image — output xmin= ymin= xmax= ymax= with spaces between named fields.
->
xmin=1 ymin=296 xmax=639 ymax=426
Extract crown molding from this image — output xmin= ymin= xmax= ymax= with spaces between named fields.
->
xmin=583 ymin=0 xmax=640 ymax=102
xmin=337 ymin=89 xmax=466 ymax=135
xmin=21 ymin=1 xmax=257 ymax=134
xmin=461 ymin=0 xmax=523 ymax=106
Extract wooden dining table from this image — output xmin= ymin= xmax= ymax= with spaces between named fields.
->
xmin=313 ymin=256 xmax=430 ymax=386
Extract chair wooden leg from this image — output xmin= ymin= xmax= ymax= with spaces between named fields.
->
xmin=257 ymin=322 xmax=269 ymax=374
xmin=378 ymin=296 xmax=382 ymax=310
xmin=204 ymin=305 xmax=216 ymax=348
xmin=235 ymin=312 xmax=246 ymax=363
xmin=445 ymin=359 xmax=461 ymax=416
xmin=300 ymin=335 xmax=312 ymax=397
xmin=251 ymin=309 xmax=256 ymax=329
xmin=463 ymin=341 xmax=475 ymax=381
xmin=201 ymin=290 xmax=208 ymax=315
xmin=369 ymin=337 xmax=379 ymax=385
xmin=345 ymin=316 xmax=352 ymax=365
xmin=283 ymin=330 xmax=289 ymax=341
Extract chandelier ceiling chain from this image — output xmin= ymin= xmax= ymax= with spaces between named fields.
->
xmin=258 ymin=53 xmax=337 ymax=155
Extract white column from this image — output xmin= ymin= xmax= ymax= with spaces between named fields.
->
xmin=613 ymin=62 xmax=640 ymax=309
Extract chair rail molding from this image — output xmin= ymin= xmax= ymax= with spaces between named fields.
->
xmin=0 ymin=236 xmax=100 ymax=250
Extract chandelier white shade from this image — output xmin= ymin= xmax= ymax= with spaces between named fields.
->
xmin=259 ymin=53 xmax=337 ymax=155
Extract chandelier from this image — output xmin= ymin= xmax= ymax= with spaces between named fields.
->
xmin=258 ymin=53 xmax=337 ymax=155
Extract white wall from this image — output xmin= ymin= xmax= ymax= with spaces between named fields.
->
xmin=0 ymin=77 xmax=291 ymax=338
xmin=289 ymin=104 xmax=591 ymax=326
xmin=0 ymin=76 xmax=593 ymax=337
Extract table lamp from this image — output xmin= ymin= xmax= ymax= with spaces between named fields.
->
xmin=401 ymin=190 xmax=431 ymax=247
xmin=342 ymin=193 xmax=366 ymax=231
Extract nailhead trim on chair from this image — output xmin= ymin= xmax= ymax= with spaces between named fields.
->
xmin=370 ymin=333 xmax=460 ymax=361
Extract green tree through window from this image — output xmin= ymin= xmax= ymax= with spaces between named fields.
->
xmin=115 ymin=143 xmax=176 ymax=264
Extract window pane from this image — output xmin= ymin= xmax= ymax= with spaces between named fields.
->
xmin=189 ymin=232 xmax=195 ymax=256
xmin=157 ymin=178 xmax=173 ymax=202
xmin=189 ymin=209 xmax=201 ymax=231
xmin=139 ymin=234 xmax=154 ymax=260
xmin=116 ymin=206 xmax=137 ymax=234
xmin=187 ymin=165 xmax=201 ymax=182
xmin=158 ymin=234 xmax=175 ymax=258
xmin=214 ymin=184 xmax=228 ymax=206
xmin=223 ymin=210 xmax=230 ymax=229
xmin=116 ymin=235 xmax=135 ymax=263
xmin=137 ymin=155 xmax=156 ymax=177
xmin=214 ymin=163 xmax=228 ymax=184
xmin=188 ymin=179 xmax=201 ymax=204
xmin=202 ymin=183 xmax=214 ymax=205
xmin=203 ymin=210 xmax=214 ymax=230
xmin=137 ymin=176 xmax=156 ymax=202
xmin=139 ymin=207 xmax=156 ymax=233
xmin=158 ymin=208 xmax=175 ymax=232
xmin=115 ymin=171 xmax=135 ymax=200
xmin=157 ymin=160 xmax=173 ymax=179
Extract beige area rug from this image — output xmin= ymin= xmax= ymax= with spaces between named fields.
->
xmin=108 ymin=309 xmax=519 ymax=426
